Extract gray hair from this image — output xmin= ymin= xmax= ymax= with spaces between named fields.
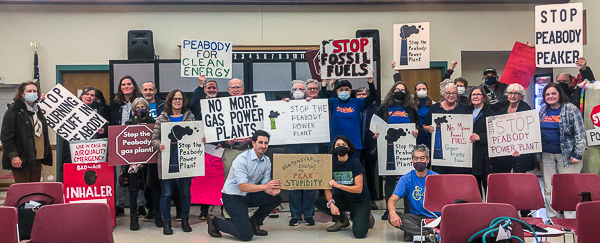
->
xmin=143 ymin=81 xmax=156 ymax=88
xmin=291 ymin=80 xmax=306 ymax=90
xmin=132 ymin=97 xmax=150 ymax=110
xmin=440 ymin=81 xmax=457 ymax=95
xmin=411 ymin=144 xmax=430 ymax=159
xmin=228 ymin=78 xmax=244 ymax=88
xmin=505 ymin=83 xmax=525 ymax=96
xmin=357 ymin=87 xmax=369 ymax=93
xmin=306 ymin=79 xmax=321 ymax=91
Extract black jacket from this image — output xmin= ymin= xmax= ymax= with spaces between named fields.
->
xmin=570 ymin=67 xmax=596 ymax=110
xmin=482 ymin=82 xmax=509 ymax=105
xmin=1 ymin=100 xmax=52 ymax=170
xmin=469 ymin=104 xmax=499 ymax=175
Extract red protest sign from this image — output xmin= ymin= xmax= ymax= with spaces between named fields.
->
xmin=108 ymin=124 xmax=158 ymax=166
xmin=191 ymin=154 xmax=224 ymax=206
xmin=591 ymin=105 xmax=600 ymax=128
xmin=63 ymin=162 xmax=115 ymax=225
xmin=500 ymin=42 xmax=536 ymax=90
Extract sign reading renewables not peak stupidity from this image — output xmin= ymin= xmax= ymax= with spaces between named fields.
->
xmin=181 ymin=39 xmax=232 ymax=78
xmin=535 ymin=2 xmax=583 ymax=68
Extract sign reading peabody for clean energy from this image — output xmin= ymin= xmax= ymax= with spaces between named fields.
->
xmin=181 ymin=39 xmax=232 ymax=78
xmin=535 ymin=2 xmax=583 ymax=67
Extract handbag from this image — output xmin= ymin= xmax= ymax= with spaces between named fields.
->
xmin=16 ymin=192 xmax=54 ymax=240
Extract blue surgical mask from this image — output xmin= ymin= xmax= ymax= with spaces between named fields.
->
xmin=24 ymin=93 xmax=38 ymax=103
xmin=338 ymin=91 xmax=350 ymax=101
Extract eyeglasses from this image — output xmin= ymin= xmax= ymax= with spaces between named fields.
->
xmin=444 ymin=92 xmax=458 ymax=96
xmin=173 ymin=98 xmax=183 ymax=101
xmin=471 ymin=93 xmax=483 ymax=97
xmin=412 ymin=156 xmax=427 ymax=161
xmin=229 ymin=86 xmax=243 ymax=90
xmin=507 ymin=92 xmax=522 ymax=96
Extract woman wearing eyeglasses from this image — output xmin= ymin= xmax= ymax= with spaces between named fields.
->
xmin=422 ymin=82 xmax=470 ymax=174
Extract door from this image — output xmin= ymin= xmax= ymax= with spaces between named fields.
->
xmin=399 ymin=68 xmax=444 ymax=102
xmin=62 ymin=71 xmax=110 ymax=102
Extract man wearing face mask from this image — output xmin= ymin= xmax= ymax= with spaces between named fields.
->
xmin=188 ymin=75 xmax=220 ymax=120
xmin=282 ymin=80 xmax=319 ymax=226
xmin=319 ymin=77 xmax=376 ymax=162
xmin=387 ymin=144 xmax=439 ymax=242
xmin=481 ymin=68 xmax=508 ymax=105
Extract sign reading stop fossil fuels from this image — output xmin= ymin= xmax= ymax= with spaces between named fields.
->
xmin=320 ymin=37 xmax=373 ymax=79
xmin=108 ymin=124 xmax=158 ymax=166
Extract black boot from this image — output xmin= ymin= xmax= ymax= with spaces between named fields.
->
xmin=250 ymin=217 xmax=268 ymax=236
xmin=207 ymin=214 xmax=222 ymax=238
xmin=163 ymin=220 xmax=173 ymax=235
xmin=181 ymin=216 xmax=192 ymax=233
xmin=130 ymin=214 xmax=140 ymax=231
xmin=154 ymin=212 xmax=163 ymax=228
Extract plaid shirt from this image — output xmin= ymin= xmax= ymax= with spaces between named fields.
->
xmin=539 ymin=102 xmax=587 ymax=167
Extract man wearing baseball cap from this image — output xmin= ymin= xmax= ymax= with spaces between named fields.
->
xmin=481 ymin=68 xmax=508 ymax=105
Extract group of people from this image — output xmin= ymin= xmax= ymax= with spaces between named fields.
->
xmin=0 ymin=55 xmax=594 ymax=241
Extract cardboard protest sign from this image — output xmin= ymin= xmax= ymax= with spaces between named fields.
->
xmin=377 ymin=124 xmax=416 ymax=176
xmin=500 ymin=42 xmax=537 ymax=90
xmin=107 ymin=124 xmax=158 ymax=166
xmin=191 ymin=154 xmax=224 ymax=206
xmin=535 ymin=2 xmax=583 ymax=67
xmin=305 ymin=49 xmax=322 ymax=82
xmin=262 ymin=99 xmax=329 ymax=145
xmin=201 ymin=94 xmax=266 ymax=143
xmin=431 ymin=114 xmax=472 ymax=168
xmin=69 ymin=139 xmax=108 ymax=164
xmin=393 ymin=22 xmax=430 ymax=70
xmin=181 ymin=39 xmax=232 ymax=78
xmin=63 ymin=162 xmax=115 ymax=225
xmin=320 ymin=37 xmax=373 ymax=79
xmin=38 ymin=84 xmax=107 ymax=141
xmin=273 ymin=154 xmax=332 ymax=190
xmin=486 ymin=110 xmax=542 ymax=157
xmin=160 ymin=121 xmax=205 ymax=179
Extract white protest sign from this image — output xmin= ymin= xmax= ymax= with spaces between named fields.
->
xmin=486 ymin=110 xmax=542 ymax=157
xmin=69 ymin=139 xmax=108 ymax=164
xmin=586 ymin=128 xmax=600 ymax=147
xmin=320 ymin=37 xmax=373 ymax=79
xmin=181 ymin=39 xmax=232 ymax=78
xmin=160 ymin=121 xmax=205 ymax=179
xmin=201 ymin=94 xmax=266 ymax=143
xmin=431 ymin=114 xmax=472 ymax=168
xmin=38 ymin=84 xmax=107 ymax=141
xmin=262 ymin=99 xmax=329 ymax=145
xmin=393 ymin=22 xmax=430 ymax=70
xmin=535 ymin=2 xmax=583 ymax=67
xmin=377 ymin=124 xmax=416 ymax=176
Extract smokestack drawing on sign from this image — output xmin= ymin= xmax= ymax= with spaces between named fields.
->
xmin=399 ymin=25 xmax=422 ymax=65
xmin=168 ymin=125 xmax=194 ymax=173
xmin=269 ymin=111 xmax=280 ymax=130
xmin=433 ymin=116 xmax=449 ymax=159
xmin=385 ymin=128 xmax=408 ymax=170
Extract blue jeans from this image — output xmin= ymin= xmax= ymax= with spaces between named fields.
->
xmin=217 ymin=192 xmax=282 ymax=241
xmin=289 ymin=190 xmax=316 ymax=219
xmin=160 ymin=178 xmax=192 ymax=221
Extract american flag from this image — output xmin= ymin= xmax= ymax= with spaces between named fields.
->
xmin=33 ymin=51 xmax=40 ymax=82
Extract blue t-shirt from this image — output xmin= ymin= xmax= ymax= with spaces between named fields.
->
xmin=149 ymin=102 xmax=157 ymax=119
xmin=329 ymin=98 xmax=365 ymax=149
xmin=541 ymin=107 xmax=561 ymax=153
xmin=332 ymin=155 xmax=371 ymax=203
xmin=169 ymin=115 xmax=184 ymax=122
xmin=393 ymin=170 xmax=440 ymax=217
xmin=388 ymin=105 xmax=411 ymax=124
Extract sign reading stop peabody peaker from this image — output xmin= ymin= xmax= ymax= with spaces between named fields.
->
xmin=108 ymin=124 xmax=158 ymax=166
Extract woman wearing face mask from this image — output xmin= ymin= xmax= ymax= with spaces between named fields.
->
xmin=282 ymin=80 xmax=319 ymax=226
xmin=372 ymin=81 xmax=419 ymax=220
xmin=319 ymin=77 xmax=376 ymax=162
xmin=454 ymin=77 xmax=469 ymax=105
xmin=423 ymin=83 xmax=470 ymax=174
xmin=122 ymin=97 xmax=156 ymax=231
xmin=1 ymin=81 xmax=52 ymax=183
xmin=315 ymin=135 xmax=374 ymax=238
xmin=539 ymin=83 xmax=586 ymax=218
xmin=414 ymin=82 xmax=436 ymax=150
xmin=468 ymin=86 xmax=499 ymax=196
xmin=494 ymin=84 xmax=535 ymax=174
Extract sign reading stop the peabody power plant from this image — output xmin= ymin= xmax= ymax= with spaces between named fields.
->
xmin=535 ymin=2 xmax=583 ymax=67
xmin=108 ymin=125 xmax=158 ymax=166
xmin=486 ymin=110 xmax=542 ymax=157
xmin=320 ymin=37 xmax=373 ymax=79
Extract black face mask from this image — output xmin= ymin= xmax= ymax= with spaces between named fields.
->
xmin=558 ymin=82 xmax=573 ymax=96
xmin=335 ymin=146 xmax=349 ymax=157
xmin=393 ymin=91 xmax=406 ymax=101
xmin=485 ymin=76 xmax=497 ymax=86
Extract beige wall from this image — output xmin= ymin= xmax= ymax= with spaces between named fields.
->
xmin=0 ymin=1 xmax=598 ymax=144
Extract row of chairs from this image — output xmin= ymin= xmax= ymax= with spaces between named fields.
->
xmin=1 ymin=182 xmax=113 ymax=243
xmin=422 ymin=173 xmax=600 ymax=243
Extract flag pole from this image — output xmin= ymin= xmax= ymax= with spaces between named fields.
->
xmin=30 ymin=41 xmax=40 ymax=82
